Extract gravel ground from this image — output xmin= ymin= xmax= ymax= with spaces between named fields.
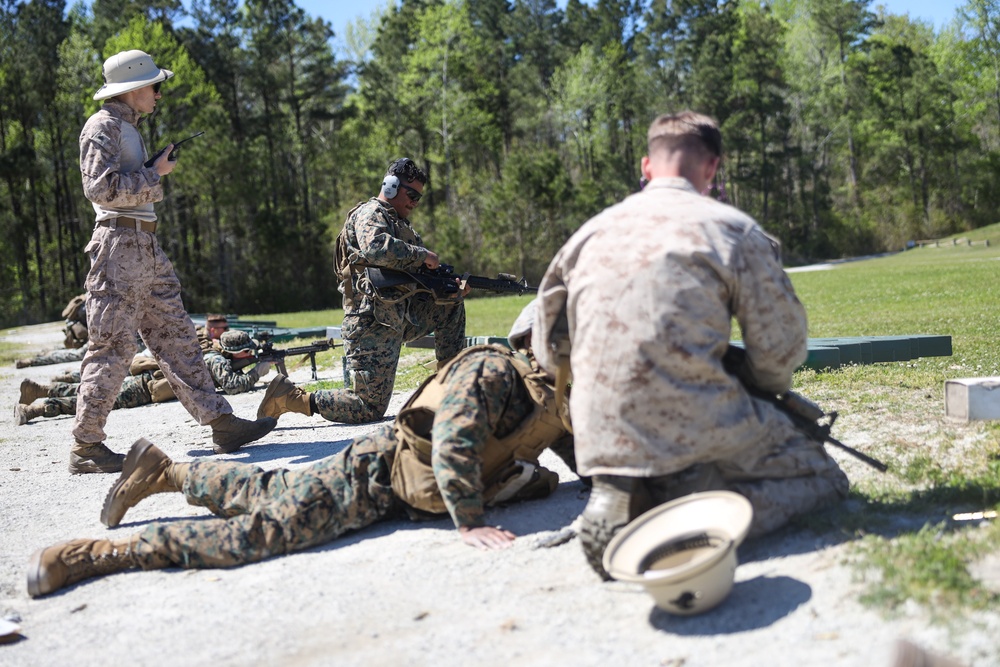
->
xmin=1 ymin=321 xmax=997 ymax=666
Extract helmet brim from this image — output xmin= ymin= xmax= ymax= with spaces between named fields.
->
xmin=93 ymin=68 xmax=174 ymax=101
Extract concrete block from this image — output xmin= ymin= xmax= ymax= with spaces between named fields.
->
xmin=945 ymin=377 xmax=1000 ymax=421
xmin=326 ymin=326 xmax=342 ymax=340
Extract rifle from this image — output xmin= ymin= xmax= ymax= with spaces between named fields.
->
xmin=367 ymin=263 xmax=537 ymax=303
xmin=144 ymin=131 xmax=205 ymax=168
xmin=231 ymin=333 xmax=342 ymax=381
xmin=722 ymin=345 xmax=888 ymax=472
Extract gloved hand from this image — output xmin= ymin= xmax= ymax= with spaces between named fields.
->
xmin=255 ymin=361 xmax=273 ymax=377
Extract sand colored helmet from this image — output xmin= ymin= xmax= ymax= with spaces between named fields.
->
xmin=93 ymin=50 xmax=174 ymax=100
xmin=220 ymin=330 xmax=256 ymax=354
xmin=602 ymin=491 xmax=753 ymax=616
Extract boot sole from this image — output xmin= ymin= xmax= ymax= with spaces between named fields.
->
xmin=256 ymin=375 xmax=287 ymax=420
xmin=26 ymin=548 xmax=47 ymax=598
xmin=579 ymin=516 xmax=622 ymax=581
xmin=68 ymin=457 xmax=124 ymax=475
xmin=100 ymin=438 xmax=156 ymax=527
xmin=212 ymin=417 xmax=277 ymax=455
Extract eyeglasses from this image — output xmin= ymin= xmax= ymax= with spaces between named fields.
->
xmin=152 ymin=82 xmax=162 ymax=94
xmin=400 ymin=183 xmax=422 ymax=202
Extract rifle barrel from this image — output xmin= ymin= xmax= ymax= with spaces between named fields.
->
xmin=825 ymin=435 xmax=889 ymax=472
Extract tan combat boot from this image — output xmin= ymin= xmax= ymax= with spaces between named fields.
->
xmin=256 ymin=374 xmax=313 ymax=420
xmin=27 ymin=536 xmax=139 ymax=598
xmin=209 ymin=413 xmax=277 ymax=454
xmin=14 ymin=403 xmax=46 ymax=426
xmin=19 ymin=378 xmax=51 ymax=404
xmin=69 ymin=441 xmax=125 ymax=474
xmin=51 ymin=370 xmax=80 ymax=384
xmin=15 ymin=358 xmax=32 ymax=369
xmin=101 ymin=438 xmax=188 ymax=528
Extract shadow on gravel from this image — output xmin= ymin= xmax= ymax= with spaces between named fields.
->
xmin=185 ymin=437 xmax=353 ymax=465
xmin=649 ymin=575 xmax=812 ymax=634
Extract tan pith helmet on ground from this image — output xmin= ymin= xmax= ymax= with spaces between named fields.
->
xmin=94 ymin=50 xmax=173 ymax=100
xmin=603 ymin=490 xmax=753 ymax=616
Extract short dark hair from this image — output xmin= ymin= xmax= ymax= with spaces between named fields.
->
xmin=206 ymin=314 xmax=228 ymax=326
xmin=647 ymin=111 xmax=722 ymax=161
xmin=386 ymin=157 xmax=427 ymax=185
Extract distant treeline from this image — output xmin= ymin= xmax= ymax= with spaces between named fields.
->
xmin=2 ymin=0 xmax=999 ymax=327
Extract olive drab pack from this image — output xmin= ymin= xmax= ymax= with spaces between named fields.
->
xmin=61 ymin=294 xmax=89 ymax=349
xmin=389 ymin=344 xmax=569 ymax=515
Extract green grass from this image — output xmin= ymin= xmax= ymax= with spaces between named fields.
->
xmin=779 ymin=223 xmax=1000 ymax=618
xmin=0 ymin=341 xmax=22 ymax=366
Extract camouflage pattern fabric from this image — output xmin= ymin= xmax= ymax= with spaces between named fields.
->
xmin=79 ymin=100 xmax=160 ymax=222
xmin=48 ymin=381 xmax=80 ymax=398
xmin=535 ymin=177 xmax=822 ymax=479
xmin=313 ymin=302 xmax=465 ymax=424
xmin=23 ymin=344 xmax=88 ymax=367
xmin=195 ymin=327 xmax=215 ymax=354
xmin=428 ymin=348 xmax=534 ymax=528
xmin=132 ymin=427 xmax=399 ymax=570
xmin=38 ymin=373 xmax=155 ymax=418
xmin=74 ymin=100 xmax=230 ymax=445
xmin=130 ymin=349 xmax=556 ymax=568
xmin=339 ymin=198 xmax=430 ymax=320
xmin=637 ymin=421 xmax=849 ymax=537
xmin=203 ymin=351 xmax=262 ymax=395
xmin=318 ymin=197 xmax=465 ymax=423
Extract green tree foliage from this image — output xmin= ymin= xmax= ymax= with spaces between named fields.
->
xmin=0 ymin=0 xmax=997 ymax=327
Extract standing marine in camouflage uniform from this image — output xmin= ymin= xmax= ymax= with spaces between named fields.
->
xmin=16 ymin=331 xmax=270 ymax=425
xmin=26 ymin=302 xmax=576 ymax=597
xmin=534 ymin=111 xmax=849 ymax=578
xmin=288 ymin=157 xmax=465 ymax=426
xmin=72 ymin=49 xmax=274 ymax=474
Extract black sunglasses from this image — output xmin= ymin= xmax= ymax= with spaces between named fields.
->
xmin=400 ymin=183 xmax=422 ymax=202
xmin=153 ymin=81 xmax=162 ymax=94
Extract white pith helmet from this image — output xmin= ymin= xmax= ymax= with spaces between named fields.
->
xmin=94 ymin=50 xmax=173 ymax=100
xmin=603 ymin=490 xmax=753 ymax=616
